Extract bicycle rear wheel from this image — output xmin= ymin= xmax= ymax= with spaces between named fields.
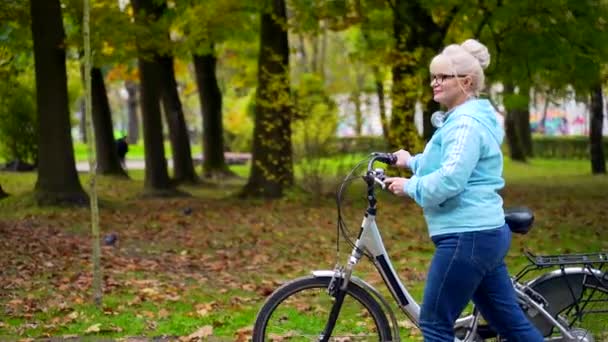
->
xmin=556 ymin=278 xmax=608 ymax=341
xmin=252 ymin=275 xmax=392 ymax=341
xmin=529 ymin=270 xmax=608 ymax=341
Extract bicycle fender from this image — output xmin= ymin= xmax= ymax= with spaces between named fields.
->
xmin=526 ymin=267 xmax=607 ymax=336
xmin=312 ymin=270 xmax=402 ymax=341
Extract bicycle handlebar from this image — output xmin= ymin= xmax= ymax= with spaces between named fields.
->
xmin=366 ymin=152 xmax=397 ymax=190
xmin=369 ymin=152 xmax=397 ymax=167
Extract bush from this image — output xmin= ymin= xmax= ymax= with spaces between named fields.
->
xmin=328 ymin=136 xmax=389 ymax=155
xmin=332 ymin=135 xmax=607 ymax=160
xmin=223 ymin=90 xmax=254 ymax=153
xmin=532 ymin=135 xmax=608 ymax=159
xmin=0 ymin=82 xmax=37 ymax=164
xmin=292 ymin=73 xmax=340 ymax=196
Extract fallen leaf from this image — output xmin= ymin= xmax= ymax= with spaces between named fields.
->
xmin=235 ymin=326 xmax=253 ymax=342
xmin=158 ymin=308 xmax=170 ymax=318
xmin=84 ymin=323 xmax=101 ymax=334
xmin=194 ymin=302 xmax=214 ymax=317
xmin=184 ymin=325 xmax=213 ymax=341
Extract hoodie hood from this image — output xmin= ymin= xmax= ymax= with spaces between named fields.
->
xmin=447 ymin=98 xmax=504 ymax=145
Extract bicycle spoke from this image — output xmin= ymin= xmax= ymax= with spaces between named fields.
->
xmin=550 ymin=285 xmax=608 ymax=341
xmin=264 ymin=287 xmax=380 ymax=340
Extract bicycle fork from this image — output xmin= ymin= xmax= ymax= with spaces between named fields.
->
xmin=318 ymin=247 xmax=364 ymax=341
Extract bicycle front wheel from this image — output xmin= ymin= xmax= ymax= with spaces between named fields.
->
xmin=252 ymin=275 xmax=393 ymax=341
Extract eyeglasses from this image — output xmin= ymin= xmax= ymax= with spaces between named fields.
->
xmin=431 ymin=73 xmax=468 ymax=84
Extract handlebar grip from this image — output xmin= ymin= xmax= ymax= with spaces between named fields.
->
xmin=371 ymin=152 xmax=397 ymax=165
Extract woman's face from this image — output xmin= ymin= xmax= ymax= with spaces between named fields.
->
xmin=430 ymin=73 xmax=471 ymax=109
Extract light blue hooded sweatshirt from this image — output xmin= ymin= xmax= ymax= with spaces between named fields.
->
xmin=405 ymin=98 xmax=505 ymax=237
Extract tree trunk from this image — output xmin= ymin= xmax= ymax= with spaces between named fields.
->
xmin=373 ymin=67 xmax=389 ymax=141
xmin=318 ymin=23 xmax=327 ymax=76
xmin=79 ymin=98 xmax=87 ymax=143
xmin=125 ymin=80 xmax=139 ymax=145
xmin=518 ymin=85 xmax=533 ymax=157
xmin=297 ymin=34 xmax=309 ymax=73
xmin=590 ymin=84 xmax=606 ymax=174
xmin=539 ymin=95 xmax=550 ymax=134
xmin=158 ymin=55 xmax=198 ymax=183
xmin=132 ymin=0 xmax=173 ymax=195
xmin=30 ymin=0 xmax=87 ymax=205
xmin=91 ymin=67 xmax=127 ymax=176
xmin=242 ymin=0 xmax=293 ymax=198
xmin=83 ymin=0 xmax=103 ymax=307
xmin=389 ymin=0 xmax=445 ymax=152
xmin=0 ymin=184 xmax=7 ymax=199
xmin=352 ymin=91 xmax=363 ymax=136
xmin=193 ymin=51 xmax=233 ymax=177
xmin=504 ymin=83 xmax=527 ymax=162
xmin=137 ymin=59 xmax=173 ymax=193
xmin=390 ymin=3 xmax=420 ymax=151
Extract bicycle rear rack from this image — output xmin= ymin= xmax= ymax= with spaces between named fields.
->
xmin=515 ymin=251 xmax=608 ymax=330
xmin=526 ymin=251 xmax=608 ymax=267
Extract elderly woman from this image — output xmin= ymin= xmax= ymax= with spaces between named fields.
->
xmin=385 ymin=40 xmax=544 ymax=341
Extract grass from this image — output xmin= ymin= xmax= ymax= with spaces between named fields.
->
xmin=0 ymin=156 xmax=607 ymax=340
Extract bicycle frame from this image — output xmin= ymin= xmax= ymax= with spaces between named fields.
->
xmin=312 ymin=157 xmax=585 ymax=342
xmin=316 ymin=209 xmax=476 ymax=342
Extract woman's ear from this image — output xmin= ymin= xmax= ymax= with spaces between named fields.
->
xmin=464 ymin=75 xmax=473 ymax=89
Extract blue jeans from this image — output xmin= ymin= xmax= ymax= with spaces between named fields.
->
xmin=419 ymin=224 xmax=544 ymax=341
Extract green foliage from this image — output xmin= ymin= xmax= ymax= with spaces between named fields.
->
xmin=329 ymin=136 xmax=388 ymax=155
xmin=223 ymin=90 xmax=255 ymax=152
xmin=335 ymin=135 xmax=606 ymax=161
xmin=292 ymin=73 xmax=338 ymax=157
xmin=291 ymin=73 xmax=339 ymax=195
xmin=62 ymin=0 xmax=137 ymax=65
xmin=503 ymin=91 xmax=529 ymax=111
xmin=0 ymin=78 xmax=37 ymax=164
xmin=474 ymin=1 xmax=608 ymax=93
xmin=531 ymin=135 xmax=608 ymax=159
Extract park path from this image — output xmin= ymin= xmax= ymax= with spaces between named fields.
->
xmin=75 ymin=153 xmax=251 ymax=172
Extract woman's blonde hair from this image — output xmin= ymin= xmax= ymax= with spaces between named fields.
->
xmin=430 ymin=39 xmax=490 ymax=96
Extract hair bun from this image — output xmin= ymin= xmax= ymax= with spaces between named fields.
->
xmin=461 ymin=39 xmax=490 ymax=70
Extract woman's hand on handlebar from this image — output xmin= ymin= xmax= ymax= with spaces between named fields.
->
xmin=392 ymin=149 xmax=412 ymax=169
xmin=384 ymin=177 xmax=409 ymax=196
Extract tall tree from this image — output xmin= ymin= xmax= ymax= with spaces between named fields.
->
xmin=193 ymin=49 xmax=233 ymax=177
xmin=30 ymin=0 xmax=87 ymax=205
xmin=242 ymin=0 xmax=293 ymax=198
xmin=79 ymin=99 xmax=87 ymax=143
xmin=90 ymin=67 xmax=128 ymax=175
xmin=131 ymin=0 xmax=173 ymax=194
xmin=67 ymin=1 xmax=126 ymax=176
xmin=158 ymin=55 xmax=198 ymax=184
xmin=82 ymin=0 xmax=102 ymax=307
xmin=389 ymin=0 xmax=449 ymax=151
xmin=417 ymin=2 xmax=457 ymax=142
xmin=517 ymin=84 xmax=533 ymax=157
xmin=125 ymin=80 xmax=140 ymax=145
xmin=589 ymin=83 xmax=606 ymax=174
xmin=177 ymin=0 xmax=257 ymax=179
xmin=503 ymin=83 xmax=527 ymax=162
xmin=354 ymin=0 xmax=391 ymax=140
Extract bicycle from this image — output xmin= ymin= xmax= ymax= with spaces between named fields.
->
xmin=252 ymin=152 xmax=608 ymax=341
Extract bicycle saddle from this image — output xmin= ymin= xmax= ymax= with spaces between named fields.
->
xmin=504 ymin=207 xmax=534 ymax=234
